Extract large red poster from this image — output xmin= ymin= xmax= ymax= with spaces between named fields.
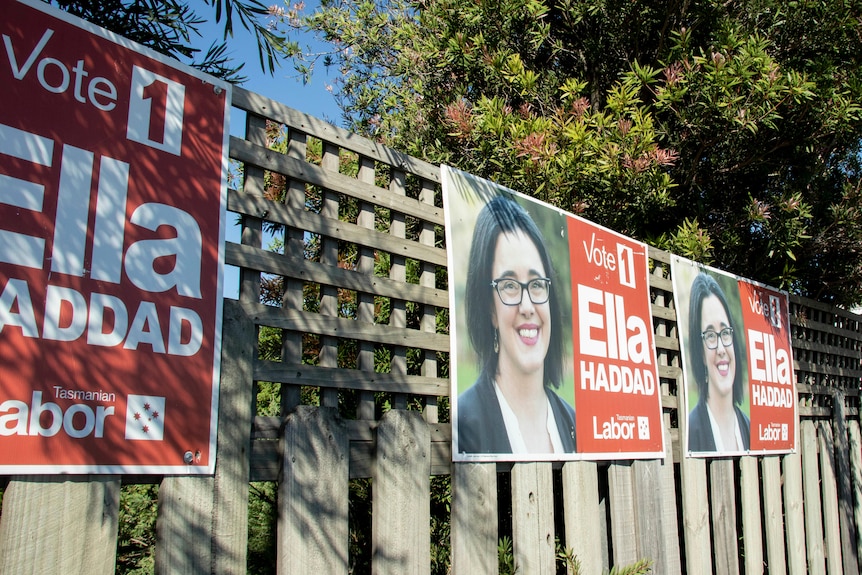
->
xmin=0 ymin=0 xmax=229 ymax=473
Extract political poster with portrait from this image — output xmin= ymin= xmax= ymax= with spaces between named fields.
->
xmin=672 ymin=256 xmax=797 ymax=457
xmin=444 ymin=166 xmax=665 ymax=462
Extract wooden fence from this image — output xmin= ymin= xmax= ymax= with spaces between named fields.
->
xmin=1 ymin=87 xmax=862 ymax=574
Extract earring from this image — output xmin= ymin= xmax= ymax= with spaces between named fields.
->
xmin=493 ymin=329 xmax=499 ymax=354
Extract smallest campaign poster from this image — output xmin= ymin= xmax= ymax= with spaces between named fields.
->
xmin=672 ymin=256 xmax=797 ymax=457
xmin=444 ymin=166 xmax=664 ymax=462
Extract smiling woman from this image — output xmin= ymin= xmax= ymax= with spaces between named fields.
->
xmin=457 ymin=195 xmax=576 ymax=456
xmin=686 ymin=272 xmax=751 ymax=453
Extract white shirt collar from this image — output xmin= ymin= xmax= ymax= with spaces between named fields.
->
xmin=494 ymin=382 xmax=564 ymax=454
xmin=705 ymin=402 xmax=743 ymax=452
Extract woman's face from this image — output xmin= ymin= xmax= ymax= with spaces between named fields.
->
xmin=490 ymin=229 xmax=552 ymax=380
xmin=700 ymin=294 xmax=736 ymax=400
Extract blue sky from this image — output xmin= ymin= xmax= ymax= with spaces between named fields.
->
xmin=184 ymin=1 xmax=344 ymax=297
xmin=187 ymin=0 xmax=343 ymax=124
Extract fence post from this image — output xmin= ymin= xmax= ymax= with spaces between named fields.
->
xmin=832 ymin=389 xmax=860 ymax=574
xmin=156 ymin=300 xmax=255 ymax=574
xmin=373 ymin=409 xmax=431 ymax=574
xmin=511 ymin=462 xmax=555 ymax=574
xmin=451 ymin=463 xmax=498 ymax=574
xmin=278 ymin=406 xmax=349 ymax=573
xmin=0 ymin=475 xmax=120 ymax=575
xmin=155 ymin=475 xmax=216 ymax=573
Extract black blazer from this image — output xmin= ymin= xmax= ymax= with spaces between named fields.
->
xmin=457 ymin=372 xmax=577 ymax=454
xmin=688 ymin=400 xmax=750 ymax=452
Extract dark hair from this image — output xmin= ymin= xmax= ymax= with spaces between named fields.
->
xmin=687 ymin=272 xmax=745 ymax=405
xmin=464 ymin=195 xmax=564 ymax=388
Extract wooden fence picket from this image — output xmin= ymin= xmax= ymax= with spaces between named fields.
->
xmin=819 ymin=421 xmax=844 ymax=574
xmin=451 ymin=463 xmax=498 ymax=574
xmin=278 ymin=406 xmax=349 ymax=573
xmin=710 ymin=459 xmax=740 ymax=575
xmin=0 ymin=476 xmax=119 ymax=575
xmin=373 ymin=409 xmax=431 ymax=575
xmin=849 ymin=419 xmax=862 ymax=563
xmin=833 ymin=390 xmax=860 ymax=574
xmin=802 ymin=419 xmax=827 ymax=575
xmin=740 ymin=456 xmax=764 ymax=575
xmin=783 ymin=440 xmax=807 ymax=575
xmin=680 ymin=452 xmax=713 ymax=572
xmin=562 ymin=461 xmax=605 ymax=574
xmin=511 ymin=462 xmax=556 ymax=574
xmin=762 ymin=456 xmax=786 ymax=573
xmin=607 ymin=462 xmax=638 ymax=567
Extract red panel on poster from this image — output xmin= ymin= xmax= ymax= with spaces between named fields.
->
xmin=0 ymin=0 xmax=229 ymax=473
xmin=738 ymin=282 xmax=795 ymax=451
xmin=568 ymin=220 xmax=664 ymax=455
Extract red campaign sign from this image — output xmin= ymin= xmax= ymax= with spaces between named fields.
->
xmin=738 ymin=282 xmax=795 ymax=451
xmin=0 ymin=0 xmax=229 ymax=473
xmin=568 ymin=221 xmax=664 ymax=456
xmin=444 ymin=166 xmax=664 ymax=462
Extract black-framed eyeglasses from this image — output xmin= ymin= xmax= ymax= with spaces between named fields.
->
xmin=701 ymin=327 xmax=734 ymax=350
xmin=491 ymin=277 xmax=551 ymax=306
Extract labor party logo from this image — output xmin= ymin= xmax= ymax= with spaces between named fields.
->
xmin=125 ymin=395 xmax=166 ymax=441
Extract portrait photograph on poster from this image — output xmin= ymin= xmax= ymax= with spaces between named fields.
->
xmin=671 ymin=255 xmax=798 ymax=457
xmin=443 ymin=166 xmax=665 ymax=462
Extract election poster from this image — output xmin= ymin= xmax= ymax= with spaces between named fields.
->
xmin=444 ymin=166 xmax=665 ymax=461
xmin=0 ymin=0 xmax=230 ymax=473
xmin=672 ymin=256 xmax=797 ymax=457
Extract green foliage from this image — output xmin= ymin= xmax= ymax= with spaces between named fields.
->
xmin=116 ymin=484 xmax=158 ymax=574
xmin=430 ymin=475 xmax=452 ymax=573
xmin=349 ymin=478 xmax=373 ymax=571
xmin=287 ymin=0 xmax=862 ymax=306
xmin=498 ymin=536 xmax=518 ymax=574
xmin=498 ymin=538 xmax=654 ymax=574
xmin=607 ymin=558 xmax=653 ymax=575
xmin=558 ymin=545 xmax=582 ymax=574
xmin=247 ymin=482 xmax=278 ymax=573
xmin=656 ymin=217 xmax=714 ymax=263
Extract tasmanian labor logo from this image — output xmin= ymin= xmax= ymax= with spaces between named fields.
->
xmin=125 ymin=395 xmax=165 ymax=440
